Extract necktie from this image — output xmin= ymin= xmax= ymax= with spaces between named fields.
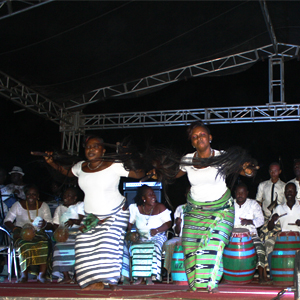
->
xmin=271 ymin=183 xmax=275 ymax=203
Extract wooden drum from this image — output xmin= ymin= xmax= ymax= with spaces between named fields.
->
xmin=271 ymin=231 xmax=300 ymax=286
xmin=223 ymin=228 xmax=257 ymax=284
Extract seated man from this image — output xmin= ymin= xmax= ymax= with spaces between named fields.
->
xmin=267 ymin=182 xmax=300 ymax=272
xmin=234 ymin=182 xmax=269 ymax=283
xmin=6 ymin=166 xmax=26 ymax=205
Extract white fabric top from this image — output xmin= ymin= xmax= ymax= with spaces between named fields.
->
xmin=5 ymin=183 xmax=26 ymax=200
xmin=234 ymin=198 xmax=264 ymax=236
xmin=256 ymin=179 xmax=286 ymax=217
xmin=129 ymin=203 xmax=171 ymax=239
xmin=272 ymin=202 xmax=300 ymax=232
xmin=180 ymin=150 xmax=227 ymax=202
xmin=4 ymin=201 xmax=52 ymax=228
xmin=288 ymin=178 xmax=300 ymax=202
xmin=52 ymin=201 xmax=85 ymax=227
xmin=172 ymin=204 xmax=186 ymax=237
xmin=72 ymin=161 xmax=129 ymax=216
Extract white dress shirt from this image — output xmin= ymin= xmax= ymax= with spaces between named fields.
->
xmin=272 ymin=202 xmax=300 ymax=232
xmin=256 ymin=179 xmax=286 ymax=217
xmin=234 ymin=198 xmax=264 ymax=236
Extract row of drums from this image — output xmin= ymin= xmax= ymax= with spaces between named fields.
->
xmin=171 ymin=228 xmax=300 ymax=286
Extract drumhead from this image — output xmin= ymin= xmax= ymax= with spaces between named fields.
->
xmin=278 ymin=231 xmax=300 ymax=237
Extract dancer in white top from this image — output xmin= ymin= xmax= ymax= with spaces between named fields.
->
xmin=44 ymin=135 xmax=144 ymax=291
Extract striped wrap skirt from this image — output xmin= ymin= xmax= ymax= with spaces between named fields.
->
xmin=75 ymin=207 xmax=129 ymax=288
xmin=182 ymin=189 xmax=234 ymax=291
xmin=15 ymin=229 xmax=50 ymax=275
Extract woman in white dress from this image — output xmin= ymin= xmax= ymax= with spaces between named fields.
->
xmin=4 ymin=184 xmax=53 ymax=283
xmin=127 ymin=185 xmax=172 ymax=285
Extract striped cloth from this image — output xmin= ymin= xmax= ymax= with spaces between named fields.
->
xmin=52 ymin=228 xmax=79 ymax=279
xmin=182 ymin=189 xmax=234 ymax=291
xmin=252 ymin=235 xmax=266 ymax=268
xmin=15 ymin=229 xmax=50 ymax=275
xmin=260 ymin=215 xmax=281 ymax=268
xmin=131 ymin=233 xmax=167 ymax=281
xmin=75 ymin=208 xmax=129 ymax=288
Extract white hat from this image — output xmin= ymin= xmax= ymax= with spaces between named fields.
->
xmin=9 ymin=166 xmax=25 ymax=176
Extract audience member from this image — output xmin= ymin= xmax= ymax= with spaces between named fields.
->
xmin=46 ymin=181 xmax=63 ymax=204
xmin=4 ymin=184 xmax=53 ymax=283
xmin=266 ymin=182 xmax=300 ymax=273
xmin=52 ymin=187 xmax=84 ymax=283
xmin=6 ymin=166 xmax=26 ymax=201
xmin=127 ymin=185 xmax=171 ymax=285
xmin=288 ymin=159 xmax=300 ymax=202
xmin=233 ymin=182 xmax=269 ymax=283
xmin=256 ymin=162 xmax=285 ymax=219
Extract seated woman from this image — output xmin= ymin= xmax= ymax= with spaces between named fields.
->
xmin=4 ymin=184 xmax=53 ymax=283
xmin=52 ymin=187 xmax=85 ymax=284
xmin=127 ymin=185 xmax=171 ymax=285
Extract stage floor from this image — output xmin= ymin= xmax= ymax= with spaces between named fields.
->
xmin=0 ymin=278 xmax=295 ymax=300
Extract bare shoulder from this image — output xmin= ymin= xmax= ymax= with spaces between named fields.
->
xmin=156 ymin=203 xmax=168 ymax=213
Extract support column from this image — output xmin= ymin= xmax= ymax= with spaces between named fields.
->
xmin=60 ymin=112 xmax=85 ymax=156
xmin=268 ymin=57 xmax=285 ymax=104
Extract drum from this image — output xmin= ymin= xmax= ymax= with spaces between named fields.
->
xmin=271 ymin=231 xmax=300 ymax=286
xmin=223 ymin=228 xmax=257 ymax=284
xmin=171 ymin=242 xmax=188 ymax=285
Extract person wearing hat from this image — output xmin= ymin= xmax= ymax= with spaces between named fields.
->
xmin=6 ymin=166 xmax=26 ymax=201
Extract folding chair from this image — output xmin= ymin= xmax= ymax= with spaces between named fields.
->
xmin=0 ymin=226 xmax=18 ymax=282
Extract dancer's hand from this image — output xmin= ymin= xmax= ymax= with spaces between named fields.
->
xmin=150 ymin=228 xmax=159 ymax=236
xmin=44 ymin=151 xmax=54 ymax=164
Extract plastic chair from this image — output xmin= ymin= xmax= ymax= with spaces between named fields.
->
xmin=0 ymin=226 xmax=18 ymax=282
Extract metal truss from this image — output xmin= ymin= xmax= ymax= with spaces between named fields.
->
xmin=60 ymin=112 xmax=85 ymax=156
xmin=81 ymin=104 xmax=300 ymax=130
xmin=66 ymin=43 xmax=300 ymax=110
xmin=0 ymin=0 xmax=53 ymax=20
xmin=0 ymin=71 xmax=71 ymax=125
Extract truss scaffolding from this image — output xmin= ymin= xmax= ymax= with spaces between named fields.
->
xmin=81 ymin=104 xmax=300 ymax=130
xmin=1 ymin=42 xmax=300 ymax=154
xmin=1 ymin=0 xmax=300 ymax=154
xmin=67 ymin=43 xmax=300 ymax=110
xmin=0 ymin=0 xmax=53 ymax=20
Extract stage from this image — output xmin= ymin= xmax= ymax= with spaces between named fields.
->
xmin=0 ymin=278 xmax=295 ymax=300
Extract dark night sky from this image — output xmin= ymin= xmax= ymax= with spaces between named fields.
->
xmin=1 ymin=58 xmax=300 ymax=204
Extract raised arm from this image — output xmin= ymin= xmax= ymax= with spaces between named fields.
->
xmin=44 ymin=151 xmax=75 ymax=178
